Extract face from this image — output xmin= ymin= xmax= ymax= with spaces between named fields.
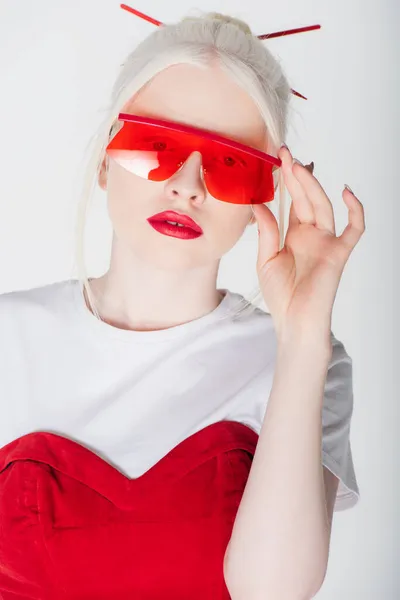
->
xmin=98 ymin=63 xmax=273 ymax=270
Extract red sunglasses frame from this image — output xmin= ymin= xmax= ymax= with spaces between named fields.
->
xmin=107 ymin=113 xmax=282 ymax=169
xmin=119 ymin=4 xmax=321 ymax=101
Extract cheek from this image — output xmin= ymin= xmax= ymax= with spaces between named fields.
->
xmin=106 ymin=163 xmax=157 ymax=224
xmin=210 ymin=205 xmax=253 ymax=251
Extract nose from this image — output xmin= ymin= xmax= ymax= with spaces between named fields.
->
xmin=164 ymin=151 xmax=207 ymax=206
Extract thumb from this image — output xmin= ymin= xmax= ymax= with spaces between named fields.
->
xmin=251 ymin=203 xmax=280 ymax=268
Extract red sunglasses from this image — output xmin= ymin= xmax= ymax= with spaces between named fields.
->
xmin=106 ymin=113 xmax=281 ymax=205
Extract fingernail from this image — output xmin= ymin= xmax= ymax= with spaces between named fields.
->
xmin=344 ymin=184 xmax=354 ymax=195
xmin=293 ymin=158 xmax=304 ymax=166
xmin=281 ymin=143 xmax=289 ymax=149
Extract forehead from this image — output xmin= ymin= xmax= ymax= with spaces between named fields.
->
xmin=121 ymin=63 xmax=267 ymax=150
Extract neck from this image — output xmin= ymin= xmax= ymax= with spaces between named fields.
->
xmin=83 ymin=240 xmax=223 ymax=332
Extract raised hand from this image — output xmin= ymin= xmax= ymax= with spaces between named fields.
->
xmin=251 ymin=146 xmax=365 ymax=343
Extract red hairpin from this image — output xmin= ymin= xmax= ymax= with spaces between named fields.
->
xmin=120 ymin=4 xmax=321 ymax=101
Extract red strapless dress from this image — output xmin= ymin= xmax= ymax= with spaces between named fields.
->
xmin=0 ymin=420 xmax=258 ymax=599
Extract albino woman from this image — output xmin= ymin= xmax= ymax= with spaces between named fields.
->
xmin=0 ymin=7 xmax=364 ymax=599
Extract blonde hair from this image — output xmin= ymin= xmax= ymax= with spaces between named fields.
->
xmin=73 ymin=11 xmax=292 ymax=322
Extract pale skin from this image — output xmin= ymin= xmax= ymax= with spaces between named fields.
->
xmin=93 ymin=62 xmax=365 ymax=599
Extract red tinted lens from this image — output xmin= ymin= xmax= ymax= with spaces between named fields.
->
xmin=106 ymin=120 xmax=275 ymax=204
xmin=106 ymin=121 xmax=189 ymax=181
xmin=202 ymin=148 xmax=274 ymax=205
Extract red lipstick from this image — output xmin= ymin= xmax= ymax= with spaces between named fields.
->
xmin=148 ymin=211 xmax=203 ymax=232
xmin=147 ymin=210 xmax=203 ymax=240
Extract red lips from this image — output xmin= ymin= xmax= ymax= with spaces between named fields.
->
xmin=148 ymin=211 xmax=203 ymax=233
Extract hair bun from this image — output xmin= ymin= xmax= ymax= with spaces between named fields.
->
xmin=181 ymin=12 xmax=253 ymax=36
xmin=207 ymin=13 xmax=252 ymax=34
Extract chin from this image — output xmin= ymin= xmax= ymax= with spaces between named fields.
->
xmin=131 ymin=244 xmax=212 ymax=271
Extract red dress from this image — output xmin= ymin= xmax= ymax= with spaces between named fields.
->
xmin=0 ymin=420 xmax=258 ymax=599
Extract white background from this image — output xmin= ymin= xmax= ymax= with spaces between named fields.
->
xmin=0 ymin=0 xmax=397 ymax=597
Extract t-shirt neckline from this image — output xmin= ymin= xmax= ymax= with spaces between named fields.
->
xmin=71 ymin=278 xmax=233 ymax=343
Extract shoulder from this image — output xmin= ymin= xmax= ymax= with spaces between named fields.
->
xmin=222 ymin=289 xmax=275 ymax=337
xmin=0 ymin=279 xmax=78 ymax=448
xmin=0 ymin=279 xmax=77 ymax=326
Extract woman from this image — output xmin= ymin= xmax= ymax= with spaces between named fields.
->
xmin=0 ymin=7 xmax=365 ymax=600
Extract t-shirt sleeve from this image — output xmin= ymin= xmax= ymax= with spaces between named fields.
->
xmin=229 ymin=329 xmax=360 ymax=513
xmin=321 ymin=331 xmax=360 ymax=512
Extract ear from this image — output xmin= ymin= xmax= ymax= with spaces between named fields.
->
xmin=98 ymin=154 xmax=108 ymax=191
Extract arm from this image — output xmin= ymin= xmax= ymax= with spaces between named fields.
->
xmin=224 ymin=337 xmax=336 ymax=600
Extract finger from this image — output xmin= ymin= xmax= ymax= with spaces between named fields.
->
xmin=278 ymin=146 xmax=315 ymax=225
xmin=288 ymin=162 xmax=314 ymax=229
xmin=291 ymin=162 xmax=336 ymax=235
xmin=337 ymin=187 xmax=365 ymax=255
xmin=252 ymin=203 xmax=280 ymax=268
xmin=288 ymin=198 xmax=300 ymax=228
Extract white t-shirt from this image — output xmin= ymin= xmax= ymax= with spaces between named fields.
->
xmin=0 ymin=278 xmax=359 ymax=511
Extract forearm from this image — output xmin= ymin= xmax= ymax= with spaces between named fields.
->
xmin=224 ymin=337 xmax=332 ymax=600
